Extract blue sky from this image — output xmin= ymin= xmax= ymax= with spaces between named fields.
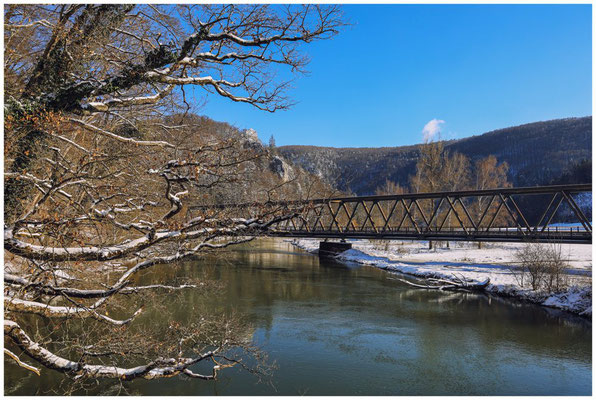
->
xmin=194 ymin=4 xmax=592 ymax=148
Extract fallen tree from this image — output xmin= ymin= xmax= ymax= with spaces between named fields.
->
xmin=398 ymin=274 xmax=490 ymax=292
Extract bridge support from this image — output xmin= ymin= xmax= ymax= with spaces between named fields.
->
xmin=319 ymin=241 xmax=352 ymax=258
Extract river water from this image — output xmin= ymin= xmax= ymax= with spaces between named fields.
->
xmin=5 ymin=239 xmax=592 ymax=395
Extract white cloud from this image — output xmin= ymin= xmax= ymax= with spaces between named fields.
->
xmin=422 ymin=119 xmax=445 ymax=142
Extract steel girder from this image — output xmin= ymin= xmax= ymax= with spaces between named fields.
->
xmin=191 ymin=184 xmax=592 ymax=244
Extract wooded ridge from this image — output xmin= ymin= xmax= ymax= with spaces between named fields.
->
xmin=278 ymin=117 xmax=592 ymax=195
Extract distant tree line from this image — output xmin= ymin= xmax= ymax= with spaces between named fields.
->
xmin=374 ymin=141 xmax=590 ymax=232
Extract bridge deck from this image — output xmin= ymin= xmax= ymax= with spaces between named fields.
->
xmin=268 ymin=227 xmax=591 ymax=244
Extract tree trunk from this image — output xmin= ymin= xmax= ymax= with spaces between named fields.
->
xmin=4 ymin=127 xmax=48 ymax=223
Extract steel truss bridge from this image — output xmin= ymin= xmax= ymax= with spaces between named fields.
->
xmin=192 ymin=184 xmax=592 ymax=244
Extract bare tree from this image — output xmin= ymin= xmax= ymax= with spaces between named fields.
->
xmin=410 ymin=140 xmax=470 ymax=249
xmin=4 ymin=4 xmax=344 ymax=388
xmin=374 ymin=179 xmax=405 ymax=197
xmin=469 ymin=155 xmax=511 ymax=248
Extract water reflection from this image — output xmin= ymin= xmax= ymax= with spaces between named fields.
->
xmin=5 ymin=239 xmax=591 ymax=395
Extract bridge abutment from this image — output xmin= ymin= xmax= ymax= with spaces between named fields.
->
xmin=319 ymin=241 xmax=352 ymax=258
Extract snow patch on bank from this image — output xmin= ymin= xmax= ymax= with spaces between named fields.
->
xmin=290 ymin=239 xmax=592 ymax=317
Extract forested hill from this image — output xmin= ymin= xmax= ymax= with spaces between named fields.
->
xmin=278 ymin=117 xmax=592 ymax=195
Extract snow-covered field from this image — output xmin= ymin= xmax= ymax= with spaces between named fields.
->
xmin=290 ymin=238 xmax=592 ymax=317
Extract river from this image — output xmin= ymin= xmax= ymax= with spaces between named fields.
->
xmin=4 ymin=239 xmax=592 ymax=395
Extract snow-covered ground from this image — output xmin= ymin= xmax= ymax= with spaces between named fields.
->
xmin=290 ymin=239 xmax=592 ymax=317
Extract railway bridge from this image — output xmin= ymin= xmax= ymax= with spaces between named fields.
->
xmin=192 ymin=184 xmax=592 ymax=254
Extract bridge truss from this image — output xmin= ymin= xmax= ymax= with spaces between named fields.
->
xmin=192 ymin=184 xmax=592 ymax=244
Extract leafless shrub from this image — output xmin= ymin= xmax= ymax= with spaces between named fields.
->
xmin=514 ymin=243 xmax=569 ymax=291
xmin=542 ymin=243 xmax=569 ymax=292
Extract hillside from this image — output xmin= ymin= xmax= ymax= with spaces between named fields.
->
xmin=278 ymin=117 xmax=592 ymax=195
xmin=160 ymin=114 xmax=336 ymax=206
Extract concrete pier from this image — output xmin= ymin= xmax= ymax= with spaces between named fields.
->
xmin=319 ymin=241 xmax=352 ymax=258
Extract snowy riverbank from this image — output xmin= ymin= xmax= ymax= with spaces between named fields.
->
xmin=290 ymin=239 xmax=592 ymax=317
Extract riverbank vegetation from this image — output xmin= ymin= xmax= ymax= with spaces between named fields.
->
xmin=4 ymin=4 xmax=343 ymax=388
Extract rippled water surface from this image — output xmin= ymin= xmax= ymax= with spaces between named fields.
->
xmin=5 ymin=239 xmax=592 ymax=395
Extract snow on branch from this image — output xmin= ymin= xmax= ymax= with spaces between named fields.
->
xmin=5 ymin=320 xmax=221 ymax=380
xmin=5 ymin=212 xmax=296 ymax=262
xmin=70 ymin=118 xmax=176 ymax=148
xmin=4 ymin=349 xmax=41 ymax=376
xmin=5 ymin=298 xmax=143 ymax=326
xmin=5 ymin=273 xmax=198 ymax=299
xmin=83 ymin=86 xmax=174 ymax=112
xmin=5 ymin=19 xmax=54 ymax=30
